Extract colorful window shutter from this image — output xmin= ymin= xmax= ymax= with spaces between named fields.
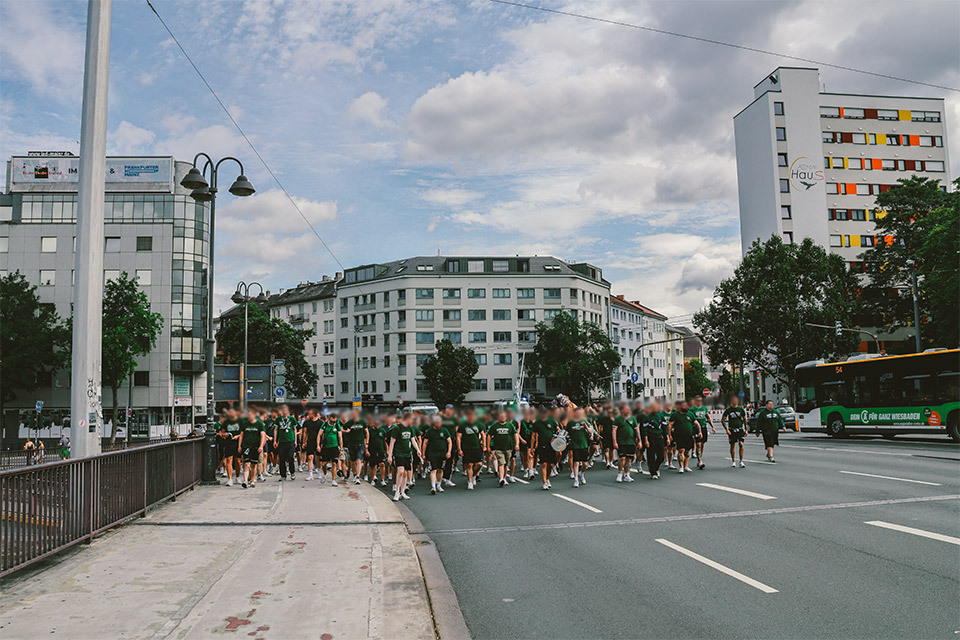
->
xmin=904 ymin=160 xmax=916 ymax=171
xmin=841 ymin=132 xmax=854 ymax=143
xmin=843 ymin=157 xmax=849 ymax=168
xmin=846 ymin=183 xmax=857 ymax=194
xmin=875 ymin=210 xmax=886 ymax=220
xmin=908 ymin=135 xmax=920 ymax=146
xmin=871 ymin=158 xmax=883 ymax=170
xmin=898 ymin=110 xmax=911 ymax=120
xmin=884 ymin=235 xmax=894 ymax=246
xmin=864 ymin=108 xmax=878 ymax=119
xmin=877 ymin=134 xmax=887 ymax=144
xmin=850 ymin=235 xmax=861 ymax=247
xmin=838 ymin=107 xmax=845 ymax=118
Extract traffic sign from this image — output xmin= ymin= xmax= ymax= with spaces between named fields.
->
xmin=301 ymin=398 xmax=308 ymax=406
xmin=738 ymin=391 xmax=745 ymax=398
xmin=703 ymin=388 xmax=711 ymax=397
xmin=36 ymin=400 xmax=44 ymax=412
xmin=352 ymin=396 xmax=362 ymax=408
xmin=274 ymin=364 xmax=286 ymax=375
xmin=630 ymin=372 xmax=639 ymax=383
xmin=274 ymin=386 xmax=286 ymax=398
xmin=275 ymin=375 xmax=286 ymax=386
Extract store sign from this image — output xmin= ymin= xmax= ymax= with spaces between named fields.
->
xmin=789 ymin=156 xmax=824 ymax=191
xmin=11 ymin=156 xmax=173 ymax=184
xmin=174 ymin=374 xmax=192 ymax=397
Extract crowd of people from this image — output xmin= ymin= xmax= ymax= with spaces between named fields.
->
xmin=215 ymin=395 xmax=786 ymax=500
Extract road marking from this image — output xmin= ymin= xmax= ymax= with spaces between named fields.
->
xmin=656 ymin=539 xmax=778 ymax=594
xmin=865 ymin=521 xmax=960 ymax=545
xmin=553 ymin=493 xmax=603 ymax=513
xmin=743 ymin=459 xmax=777 ymax=465
xmin=419 ymin=494 xmax=959 ymax=535
xmin=697 ymin=483 xmax=777 ymax=500
xmin=512 ymin=477 xmax=530 ymax=485
xmin=839 ymin=470 xmax=941 ymax=486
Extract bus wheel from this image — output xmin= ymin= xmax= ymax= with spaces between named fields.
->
xmin=947 ymin=413 xmax=959 ymax=443
xmin=827 ymin=413 xmax=847 ymax=438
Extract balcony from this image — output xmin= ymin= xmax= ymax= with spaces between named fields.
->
xmin=289 ymin=314 xmax=307 ymax=325
xmin=354 ymin=302 xmax=376 ymax=312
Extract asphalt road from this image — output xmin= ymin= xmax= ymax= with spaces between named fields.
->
xmin=389 ymin=433 xmax=960 ymax=640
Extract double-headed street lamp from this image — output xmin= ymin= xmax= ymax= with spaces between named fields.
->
xmin=180 ymin=154 xmax=255 ymax=482
xmin=231 ymin=282 xmax=266 ymax=411
xmin=905 ymin=259 xmax=922 ymax=353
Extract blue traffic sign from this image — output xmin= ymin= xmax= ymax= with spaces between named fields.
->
xmin=630 ymin=372 xmax=639 ymax=384
xmin=274 ymin=386 xmax=286 ymax=398
xmin=36 ymin=400 xmax=43 ymax=412
xmin=738 ymin=391 xmax=746 ymax=398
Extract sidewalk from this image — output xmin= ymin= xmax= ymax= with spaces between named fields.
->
xmin=0 ymin=474 xmax=437 ymax=639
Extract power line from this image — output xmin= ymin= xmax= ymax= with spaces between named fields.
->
xmin=143 ymin=0 xmax=351 ymax=278
xmin=488 ymin=0 xmax=959 ymax=93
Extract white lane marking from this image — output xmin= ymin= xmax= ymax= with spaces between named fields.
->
xmin=744 ymin=459 xmax=777 ymax=465
xmin=697 ymin=483 xmax=777 ymax=500
xmin=839 ymin=470 xmax=942 ymax=486
xmin=656 ymin=539 xmax=778 ymax=594
xmin=553 ymin=493 xmax=603 ymax=513
xmin=512 ymin=477 xmax=530 ymax=485
xmin=865 ymin=521 xmax=960 ymax=545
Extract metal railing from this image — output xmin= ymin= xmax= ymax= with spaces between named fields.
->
xmin=0 ymin=438 xmax=203 ymax=577
xmin=0 ymin=438 xmax=171 ymax=470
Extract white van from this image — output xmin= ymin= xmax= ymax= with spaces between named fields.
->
xmin=406 ymin=404 xmax=440 ymax=415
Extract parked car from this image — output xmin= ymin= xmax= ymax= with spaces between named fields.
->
xmin=406 ymin=404 xmax=440 ymax=415
xmin=748 ymin=405 xmax=798 ymax=432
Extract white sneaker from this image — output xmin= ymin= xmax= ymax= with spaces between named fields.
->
xmin=550 ymin=468 xmax=558 ymax=477
xmin=353 ymin=477 xmax=361 ymax=485
xmin=625 ymin=475 xmax=634 ymax=483
xmin=578 ymin=473 xmax=586 ymax=485
xmin=402 ymin=492 xmax=411 ymax=500
xmin=570 ymin=471 xmax=576 ymax=479
xmin=393 ymin=492 xmax=401 ymax=501
xmin=509 ymin=476 xmax=517 ymax=484
xmin=467 ymin=482 xmax=474 ymax=490
xmin=573 ymin=479 xmax=580 ymax=488
xmin=678 ymin=467 xmax=685 ymax=474
xmin=546 ymin=479 xmax=552 ymax=488
xmin=363 ymin=475 xmax=369 ymax=481
xmin=616 ymin=473 xmax=623 ymax=482
xmin=331 ymin=480 xmax=338 ymax=487
xmin=225 ymin=478 xmax=233 ymax=486
xmin=543 ymin=483 xmax=550 ymax=490
xmin=668 ymin=464 xmax=677 ymax=470
xmin=684 ymin=466 xmax=692 ymax=472
xmin=739 ymin=461 xmax=746 ymax=468
xmin=438 ymin=485 xmax=445 ymax=493
xmin=731 ymin=461 xmax=737 ymax=467
xmin=444 ymin=479 xmax=456 ymax=487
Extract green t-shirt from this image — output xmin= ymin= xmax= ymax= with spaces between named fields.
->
xmin=274 ymin=415 xmax=298 ymax=443
xmin=690 ymin=405 xmax=709 ymax=427
xmin=597 ymin=415 xmax=614 ymax=440
xmin=489 ymin=422 xmax=517 ymax=451
xmin=224 ymin=418 xmax=241 ymax=435
xmin=458 ymin=422 xmax=484 ymax=450
xmin=343 ymin=420 xmax=367 ymax=446
xmin=519 ymin=420 xmax=534 ymax=442
xmin=390 ymin=425 xmax=416 ymax=457
xmin=756 ymin=409 xmax=783 ymax=433
xmin=321 ymin=421 xmax=341 ymax=448
xmin=423 ymin=427 xmax=451 ymax=456
xmin=240 ymin=419 xmax=264 ymax=450
xmin=641 ymin=411 xmax=665 ymax=438
xmin=614 ymin=415 xmax=638 ymax=445
xmin=367 ymin=425 xmax=387 ymax=454
xmin=670 ymin=410 xmax=697 ymax=437
xmin=531 ymin=419 xmax=555 ymax=449
xmin=567 ymin=420 xmax=591 ymax=450
xmin=722 ymin=406 xmax=747 ymax=432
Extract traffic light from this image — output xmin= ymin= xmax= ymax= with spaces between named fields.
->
xmin=625 ymin=380 xmax=633 ymax=398
xmin=835 ymin=320 xmax=842 ymax=336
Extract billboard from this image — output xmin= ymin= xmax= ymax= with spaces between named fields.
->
xmin=11 ymin=156 xmax=174 ymax=185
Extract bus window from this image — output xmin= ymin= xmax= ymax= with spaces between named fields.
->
xmin=878 ymin=371 xmax=898 ymax=406
xmin=936 ymin=370 xmax=959 ymax=403
xmin=820 ymin=380 xmax=848 ymax=406
xmin=900 ymin=374 xmax=935 ymax=404
xmin=796 ymin=385 xmax=816 ymax=413
xmin=852 ymin=374 xmax=878 ymax=406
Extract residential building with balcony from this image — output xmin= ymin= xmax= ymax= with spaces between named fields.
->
xmin=610 ymin=295 xmax=669 ymax=401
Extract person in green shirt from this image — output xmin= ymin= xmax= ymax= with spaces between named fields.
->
xmin=366 ymin=414 xmax=391 ymax=487
xmin=387 ymin=413 xmax=421 ymax=501
xmin=457 ymin=408 xmax=486 ymax=490
xmin=488 ymin=411 xmax=519 ymax=488
xmin=238 ymin=407 xmax=266 ymax=488
xmin=668 ymin=399 xmax=701 ymax=474
xmin=343 ymin=409 xmax=368 ymax=485
xmin=612 ymin=405 xmax=640 ymax=482
xmin=218 ymin=409 xmax=241 ymax=486
xmin=662 ymin=401 xmax=677 ymax=469
xmin=721 ymin=396 xmax=748 ymax=468
xmin=423 ymin=416 xmax=453 ymax=494
xmin=531 ymin=406 xmax=558 ymax=490
xmin=755 ymin=400 xmax=784 ymax=462
xmin=597 ymin=406 xmax=616 ymax=470
xmin=319 ymin=413 xmax=343 ymax=486
xmin=690 ymin=395 xmax=715 ymax=470
xmin=641 ymin=402 xmax=665 ymax=479
xmin=568 ymin=407 xmax=594 ymax=488
xmin=272 ymin=404 xmax=299 ymax=480
xmin=440 ymin=405 xmax=460 ymax=488
xmin=519 ymin=409 xmax=537 ymax=481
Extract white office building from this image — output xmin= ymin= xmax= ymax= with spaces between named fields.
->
xmin=734 ymin=67 xmax=950 ymax=265
xmin=610 ymin=295 xmax=671 ymax=401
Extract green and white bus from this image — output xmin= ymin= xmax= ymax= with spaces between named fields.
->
xmin=795 ymin=349 xmax=960 ymax=441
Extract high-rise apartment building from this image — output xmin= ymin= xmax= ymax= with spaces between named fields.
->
xmin=734 ymin=67 xmax=950 ymax=266
xmin=610 ymin=296 xmax=673 ymax=401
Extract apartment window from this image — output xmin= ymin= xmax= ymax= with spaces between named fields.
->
xmin=41 ymin=237 xmax=57 ymax=252
xmin=861 ymin=235 xmax=876 ymax=247
xmin=855 ymin=184 xmax=871 ymax=195
xmin=773 ymin=101 xmax=784 ymax=116
xmin=103 ymin=269 xmax=120 ymax=283
xmin=782 ymin=231 xmax=794 ymax=244
xmin=851 ymin=133 xmax=867 ymax=144
xmin=340 ymin=298 xmax=348 ymax=310
xmin=544 ymin=309 xmax=562 ymax=321
xmin=847 ymin=158 xmax=863 ymax=170
xmin=415 ymin=288 xmax=434 ymax=299
xmin=340 ymin=338 xmax=349 ymax=349
xmin=492 ymin=288 xmax=510 ymax=298
xmin=516 ymin=259 xmax=530 ymax=272
xmin=415 ymin=310 xmax=434 ymax=321
xmin=517 ymin=288 xmax=535 ymax=299
xmin=912 ymin=110 xmax=940 ymax=122
xmin=467 ymin=288 xmax=486 ymax=298
xmin=844 ymin=107 xmax=865 ymax=119
xmin=416 ymin=264 xmax=434 ymax=271
xmin=823 ymin=132 xmax=838 ymax=143
xmin=442 ymin=332 xmax=461 ymax=343
xmin=926 ymin=161 xmax=945 ymax=172
xmin=779 ymin=179 xmax=790 ymax=193
xmin=850 ymin=209 xmax=867 ymax=221
xmin=397 ymin=289 xmax=406 ymax=301
xmin=474 ymin=354 xmax=487 ymax=366
xmin=443 ymin=309 xmax=461 ymax=321
xmin=494 ymin=378 xmax=512 ymax=391
xmin=775 ymin=127 xmax=786 ymax=141
xmin=469 ymin=332 xmax=487 ymax=343
xmin=467 ymin=260 xmax=484 ymax=273
xmin=777 ymin=153 xmax=788 ymax=167
xmin=0 ymin=237 xmax=7 ymax=252
xmin=134 ymin=371 xmax=150 ymax=386
xmin=444 ymin=259 xmax=461 ymax=273
xmin=415 ymin=332 xmax=434 ymax=344
xmin=398 ymin=380 xmax=407 ymax=393
xmin=877 ymin=109 xmax=897 ymax=120
xmin=493 ymin=331 xmax=511 ymax=343
xmin=494 ymin=353 xmax=512 ymax=365
xmin=780 ymin=205 xmax=791 ymax=219
xmin=471 ymin=379 xmax=488 ymax=391
xmin=518 ymin=331 xmax=535 ymax=342
xmin=887 ymin=134 xmax=900 ymax=146
xmin=829 ymin=235 xmax=843 ymax=247
xmin=544 ymin=288 xmax=562 ymax=299
xmin=136 ymin=236 xmax=153 ymax=251
xmin=467 ymin=309 xmax=486 ymax=321
xmin=820 ymin=106 xmax=840 ymax=118
xmin=518 ymin=309 xmax=535 ymax=321
xmin=341 ymin=382 xmax=349 ymax=394
xmin=493 ymin=309 xmax=511 ymax=321
xmin=340 ymin=317 xmax=348 ymax=328
xmin=339 ymin=358 xmax=349 ymax=370
xmin=105 ymin=237 xmax=121 ymax=252
xmin=442 ymin=288 xmax=461 ymax=299
xmin=135 ymin=269 xmax=152 ymax=286
xmin=491 ymin=260 xmax=509 ymax=272
xmin=384 ymin=356 xmax=390 ymax=368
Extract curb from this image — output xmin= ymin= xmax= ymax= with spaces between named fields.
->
xmin=397 ymin=502 xmax=472 ymax=640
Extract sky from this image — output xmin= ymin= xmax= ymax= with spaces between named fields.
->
xmin=1 ymin=0 xmax=957 ymax=325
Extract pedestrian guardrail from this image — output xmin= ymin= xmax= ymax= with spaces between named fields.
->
xmin=0 ymin=438 xmax=203 ymax=577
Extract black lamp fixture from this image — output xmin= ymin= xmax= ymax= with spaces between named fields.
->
xmin=180 ymin=166 xmax=208 ymax=190
xmin=229 ymin=175 xmax=256 ymax=197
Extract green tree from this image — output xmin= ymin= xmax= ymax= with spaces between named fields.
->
xmin=525 ymin=312 xmax=620 ymax=404
xmin=859 ymin=176 xmax=958 ymax=348
xmin=694 ymin=235 xmax=860 ymax=402
xmin=0 ymin=271 xmax=70 ymax=419
xmin=217 ymin=303 xmax=318 ymax=399
xmin=718 ymin=367 xmax=750 ymax=403
xmin=102 ymin=273 xmax=164 ymax=443
xmin=421 ymin=339 xmax=479 ymax=407
xmin=684 ymin=359 xmax=713 ymax=400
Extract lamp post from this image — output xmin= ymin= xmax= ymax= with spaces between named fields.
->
xmin=180 ymin=155 xmax=254 ymax=482
xmin=231 ymin=282 xmax=266 ymax=411
xmin=905 ymin=259 xmax=922 ymax=353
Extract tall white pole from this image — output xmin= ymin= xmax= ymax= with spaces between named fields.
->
xmin=70 ymin=0 xmax=112 ymax=458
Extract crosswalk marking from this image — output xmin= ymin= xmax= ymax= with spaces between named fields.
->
xmin=697 ymin=482 xmax=777 ymax=500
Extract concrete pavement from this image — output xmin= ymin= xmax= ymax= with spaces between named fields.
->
xmin=0 ymin=475 xmax=438 ymax=640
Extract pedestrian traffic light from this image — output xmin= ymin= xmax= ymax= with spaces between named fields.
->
xmin=625 ymin=380 xmax=633 ymax=398
xmin=835 ymin=320 xmax=842 ymax=336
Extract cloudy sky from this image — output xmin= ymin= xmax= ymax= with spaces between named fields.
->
xmin=2 ymin=0 xmax=957 ymax=323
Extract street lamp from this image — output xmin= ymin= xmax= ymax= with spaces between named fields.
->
xmin=232 ymin=282 xmax=266 ymax=411
xmin=905 ymin=259 xmax=921 ymax=353
xmin=182 ymin=154 xmax=254 ymax=483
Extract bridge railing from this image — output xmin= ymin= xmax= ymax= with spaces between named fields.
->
xmin=0 ymin=438 xmax=203 ymax=577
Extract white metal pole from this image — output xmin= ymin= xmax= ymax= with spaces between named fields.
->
xmin=70 ymin=0 xmax=112 ymax=458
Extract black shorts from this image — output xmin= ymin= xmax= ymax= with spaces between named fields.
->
xmin=762 ymin=430 xmax=780 ymax=448
xmin=695 ymin=430 xmax=708 ymax=443
xmin=347 ymin=444 xmax=364 ymax=462
xmin=320 ymin=448 xmax=339 ymax=463
xmin=462 ymin=448 xmax=482 ymax=464
xmin=305 ymin=440 xmax=320 ymax=456
xmin=241 ymin=448 xmax=259 ymax=464
xmin=728 ymin=431 xmax=745 ymax=444
xmin=394 ymin=456 xmax=412 ymax=469
xmin=368 ymin=450 xmax=385 ymax=466
xmin=618 ymin=444 xmax=637 ymax=458
xmin=427 ymin=454 xmax=446 ymax=470
xmin=675 ymin=433 xmax=695 ymax=451
xmin=572 ymin=448 xmax=589 ymax=462
xmin=537 ymin=447 xmax=555 ymax=465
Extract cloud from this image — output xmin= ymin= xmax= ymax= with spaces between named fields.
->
xmin=420 ymin=188 xmax=483 ymax=207
xmin=348 ymin=91 xmax=391 ymax=128
xmin=217 ymin=189 xmax=338 ymax=238
xmin=108 ymin=121 xmax=156 ymax=155
xmin=0 ymin=2 xmax=84 ymax=103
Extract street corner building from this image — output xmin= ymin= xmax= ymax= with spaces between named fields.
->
xmin=0 ymin=153 xmax=211 ymax=442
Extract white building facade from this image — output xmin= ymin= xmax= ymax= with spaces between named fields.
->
xmin=734 ymin=67 xmax=950 ymax=265
xmin=610 ymin=295 xmax=670 ymax=402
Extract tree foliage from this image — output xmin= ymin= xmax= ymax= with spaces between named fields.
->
xmin=693 ymin=236 xmax=860 ymax=400
xmin=859 ymin=176 xmax=958 ymax=348
xmin=718 ymin=367 xmax=750 ymax=402
xmin=217 ymin=303 xmax=318 ymax=398
xmin=421 ymin=339 xmax=479 ymax=407
xmin=101 ymin=273 xmax=164 ymax=442
xmin=0 ymin=271 xmax=70 ymax=412
xmin=525 ymin=312 xmax=620 ymax=404
xmin=683 ymin=359 xmax=713 ymax=400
